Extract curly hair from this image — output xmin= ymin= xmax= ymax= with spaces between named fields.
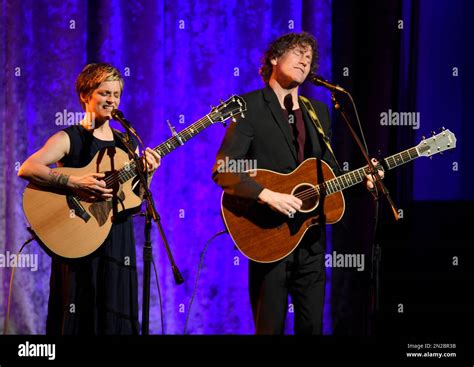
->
xmin=76 ymin=63 xmax=124 ymax=110
xmin=259 ymin=32 xmax=318 ymax=84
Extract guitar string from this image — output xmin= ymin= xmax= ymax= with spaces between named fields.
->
xmin=99 ymin=124 xmax=408 ymax=198
xmin=100 ymin=157 xmax=393 ymax=202
xmin=294 ymin=156 xmax=406 ymax=201
xmin=100 ymin=104 xmax=245 ymax=188
xmin=101 ymin=116 xmax=213 ymax=187
xmin=100 ymin=161 xmax=375 ymax=202
xmin=290 ymin=141 xmax=448 ymax=202
xmin=98 ymin=106 xmax=242 ymax=188
xmin=98 ymin=156 xmax=394 ymax=203
xmin=292 ymin=155 xmax=409 ymax=201
xmin=74 ymin=99 xmax=244 ymax=199
xmin=102 ymin=121 xmax=394 ymax=189
xmin=294 ymin=172 xmax=371 ymax=200
xmin=76 ymin=113 xmax=230 ymax=201
xmin=285 ymin=161 xmax=394 ymax=201
xmin=290 ymin=168 xmax=369 ymax=201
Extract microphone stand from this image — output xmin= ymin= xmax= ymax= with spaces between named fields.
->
xmin=111 ymin=116 xmax=184 ymax=336
xmin=328 ymin=90 xmax=399 ymax=336
xmin=330 ymin=92 xmax=399 ymax=217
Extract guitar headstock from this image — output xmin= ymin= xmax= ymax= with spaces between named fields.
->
xmin=208 ymin=95 xmax=247 ymax=125
xmin=417 ymin=129 xmax=457 ymax=157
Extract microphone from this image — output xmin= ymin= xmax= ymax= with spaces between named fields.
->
xmin=309 ymin=74 xmax=347 ymax=93
xmin=111 ymin=109 xmax=139 ymax=136
xmin=111 ymin=109 xmax=132 ymax=129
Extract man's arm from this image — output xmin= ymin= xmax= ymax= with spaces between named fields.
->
xmin=212 ymin=111 xmax=264 ymax=200
xmin=212 ymin=104 xmax=302 ymax=215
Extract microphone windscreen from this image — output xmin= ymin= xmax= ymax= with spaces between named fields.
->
xmin=111 ymin=109 xmax=123 ymax=119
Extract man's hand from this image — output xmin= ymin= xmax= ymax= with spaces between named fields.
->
xmin=258 ymin=188 xmax=302 ymax=216
xmin=365 ymin=158 xmax=385 ymax=191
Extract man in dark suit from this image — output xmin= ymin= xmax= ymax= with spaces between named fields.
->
xmin=213 ymin=32 xmax=381 ymax=334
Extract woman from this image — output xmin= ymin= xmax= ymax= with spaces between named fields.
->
xmin=18 ymin=63 xmax=160 ymax=334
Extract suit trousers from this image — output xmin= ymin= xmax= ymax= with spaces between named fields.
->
xmin=249 ymin=236 xmax=326 ymax=335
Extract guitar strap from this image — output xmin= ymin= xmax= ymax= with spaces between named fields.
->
xmin=299 ymin=95 xmax=342 ymax=172
xmin=112 ymin=128 xmax=135 ymax=158
xmin=112 ymin=128 xmax=130 ymax=144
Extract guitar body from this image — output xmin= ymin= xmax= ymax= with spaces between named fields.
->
xmin=221 ymin=129 xmax=457 ymax=263
xmin=23 ymin=147 xmax=142 ymax=258
xmin=221 ymin=158 xmax=345 ymax=263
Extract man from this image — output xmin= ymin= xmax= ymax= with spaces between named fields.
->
xmin=213 ymin=32 xmax=382 ymax=334
xmin=18 ymin=63 xmax=161 ymax=334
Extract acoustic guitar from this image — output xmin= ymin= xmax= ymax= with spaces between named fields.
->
xmin=221 ymin=129 xmax=456 ymax=263
xmin=23 ymin=95 xmax=246 ymax=258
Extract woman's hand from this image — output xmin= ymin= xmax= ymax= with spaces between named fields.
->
xmin=69 ymin=173 xmax=113 ymax=199
xmin=142 ymin=147 xmax=161 ymax=173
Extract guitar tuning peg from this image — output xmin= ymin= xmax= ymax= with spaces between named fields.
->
xmin=422 ymin=135 xmax=426 ymax=140
xmin=232 ymin=117 xmax=237 ymax=123
xmin=241 ymin=112 xmax=245 ymax=119
xmin=220 ymin=99 xmax=223 ymax=104
xmin=441 ymin=127 xmax=446 ymax=131
xmin=431 ymin=131 xmax=436 ymax=136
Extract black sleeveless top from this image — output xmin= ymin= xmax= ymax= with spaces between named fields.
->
xmin=60 ymin=125 xmax=137 ymax=168
xmin=46 ymin=125 xmax=140 ymax=335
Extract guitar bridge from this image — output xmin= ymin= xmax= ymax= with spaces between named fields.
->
xmin=66 ymin=195 xmax=91 ymax=222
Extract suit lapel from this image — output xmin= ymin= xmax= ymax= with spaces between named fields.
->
xmin=263 ymin=87 xmax=298 ymax=162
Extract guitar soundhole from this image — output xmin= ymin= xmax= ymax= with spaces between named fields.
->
xmin=292 ymin=183 xmax=319 ymax=213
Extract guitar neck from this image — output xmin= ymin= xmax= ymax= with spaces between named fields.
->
xmin=118 ymin=114 xmax=215 ymax=183
xmin=153 ymin=114 xmax=215 ymax=157
xmin=321 ymin=146 xmax=420 ymax=195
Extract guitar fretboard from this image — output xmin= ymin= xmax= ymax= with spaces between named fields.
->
xmin=116 ymin=114 xmax=215 ymax=183
xmin=316 ymin=147 xmax=419 ymax=195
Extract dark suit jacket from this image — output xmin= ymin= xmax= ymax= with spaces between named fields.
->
xmin=213 ymin=86 xmax=340 ymax=199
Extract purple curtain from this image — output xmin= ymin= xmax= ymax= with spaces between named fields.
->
xmin=0 ymin=0 xmax=332 ymax=334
